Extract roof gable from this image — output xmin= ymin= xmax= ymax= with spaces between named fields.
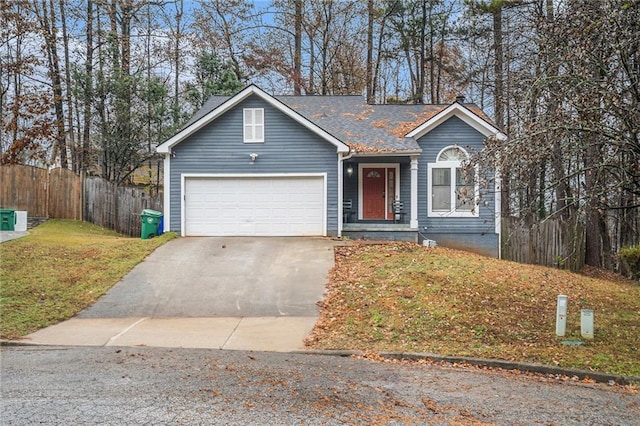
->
xmin=157 ymin=84 xmax=349 ymax=154
xmin=405 ymin=102 xmax=507 ymax=140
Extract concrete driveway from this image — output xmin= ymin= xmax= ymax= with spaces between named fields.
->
xmin=21 ymin=237 xmax=337 ymax=351
xmin=0 ymin=230 xmax=29 ymax=243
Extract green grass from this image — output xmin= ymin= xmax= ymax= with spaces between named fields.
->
xmin=3 ymin=223 xmax=638 ymax=378
xmin=0 ymin=219 xmax=177 ymax=339
xmin=306 ymin=242 xmax=640 ymax=377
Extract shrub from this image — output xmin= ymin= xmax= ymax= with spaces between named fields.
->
xmin=619 ymin=245 xmax=640 ymax=281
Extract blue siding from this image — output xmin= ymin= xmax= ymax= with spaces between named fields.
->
xmin=343 ymin=163 xmax=359 ymax=207
xmin=424 ymin=233 xmax=498 ymax=258
xmin=417 ymin=116 xmax=498 ymax=253
xmin=169 ymin=95 xmax=340 ymax=234
xmin=399 ymin=162 xmax=411 ymax=208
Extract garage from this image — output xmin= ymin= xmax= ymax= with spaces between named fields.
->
xmin=183 ymin=175 xmax=326 ymax=236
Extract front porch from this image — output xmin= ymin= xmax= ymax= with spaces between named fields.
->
xmin=341 ymin=222 xmax=418 ymax=242
xmin=340 ymin=155 xmax=419 ymax=242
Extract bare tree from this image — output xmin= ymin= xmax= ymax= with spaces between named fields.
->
xmin=473 ymin=0 xmax=640 ymax=269
xmin=293 ymin=0 xmax=302 ymax=95
xmin=1 ymin=1 xmax=54 ymax=165
xmin=386 ymin=0 xmax=462 ymax=104
xmin=192 ymin=0 xmax=257 ymax=83
xmin=33 ymin=0 xmax=68 ymax=168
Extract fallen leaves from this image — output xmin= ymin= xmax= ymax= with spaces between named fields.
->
xmin=342 ymin=108 xmax=374 ymax=121
xmin=388 ymin=109 xmax=442 ymax=138
xmin=346 ymin=142 xmax=395 ymax=154
xmin=372 ymin=119 xmax=389 ymax=128
xmin=306 ymin=241 xmax=640 ymax=377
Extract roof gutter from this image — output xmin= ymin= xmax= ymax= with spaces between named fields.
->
xmin=347 ymin=149 xmax=422 ymax=158
xmin=341 ymin=150 xmax=355 ymax=161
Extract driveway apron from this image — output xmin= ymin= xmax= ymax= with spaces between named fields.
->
xmin=22 ymin=237 xmax=337 ymax=351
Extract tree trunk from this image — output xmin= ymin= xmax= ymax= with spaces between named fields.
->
xmin=307 ymin=26 xmax=316 ymax=94
xmin=493 ymin=6 xmax=504 ymax=129
xmin=82 ymin=0 xmax=93 ymax=173
xmin=59 ymin=0 xmax=75 ymax=171
xmin=37 ymin=0 xmax=68 ymax=168
xmin=416 ymin=0 xmax=426 ymax=104
xmin=585 ymin=201 xmax=603 ymax=267
xmin=584 ymin=138 xmax=612 ymax=268
xmin=366 ymin=0 xmax=374 ymax=103
xmin=173 ymin=0 xmax=183 ymax=126
xmin=372 ymin=7 xmax=391 ymax=103
xmin=492 ymin=5 xmax=509 ymax=218
xmin=293 ymin=0 xmax=302 ymax=95
xmin=319 ymin=2 xmax=332 ymax=95
xmin=543 ymin=0 xmax=571 ymax=221
xmin=428 ymin=4 xmax=435 ymax=103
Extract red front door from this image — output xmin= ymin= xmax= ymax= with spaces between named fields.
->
xmin=362 ymin=168 xmax=386 ymax=219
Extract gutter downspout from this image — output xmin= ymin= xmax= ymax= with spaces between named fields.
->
xmin=163 ymin=152 xmax=171 ymax=232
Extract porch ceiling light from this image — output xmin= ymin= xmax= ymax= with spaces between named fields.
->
xmin=346 ymin=164 xmax=354 ymax=177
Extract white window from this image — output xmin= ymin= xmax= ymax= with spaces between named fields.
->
xmin=243 ymin=108 xmax=264 ymax=143
xmin=427 ymin=146 xmax=479 ymax=217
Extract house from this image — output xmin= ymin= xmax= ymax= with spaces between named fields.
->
xmin=156 ymin=84 xmax=507 ymax=257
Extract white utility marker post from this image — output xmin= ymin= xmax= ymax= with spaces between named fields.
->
xmin=581 ymin=309 xmax=594 ymax=339
xmin=556 ymin=295 xmax=568 ymax=337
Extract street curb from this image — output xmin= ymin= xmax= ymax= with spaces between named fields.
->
xmin=0 ymin=340 xmax=52 ymax=347
xmin=4 ymin=341 xmax=637 ymax=386
xmin=295 ymin=349 xmax=639 ymax=386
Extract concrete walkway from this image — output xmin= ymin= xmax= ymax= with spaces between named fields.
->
xmin=19 ymin=316 xmax=317 ymax=352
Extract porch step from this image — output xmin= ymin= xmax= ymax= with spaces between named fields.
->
xmin=28 ymin=217 xmax=48 ymax=229
xmin=342 ymin=223 xmax=417 ymax=243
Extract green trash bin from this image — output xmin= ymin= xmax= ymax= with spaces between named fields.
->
xmin=141 ymin=209 xmax=163 ymax=239
xmin=0 ymin=209 xmax=16 ymax=231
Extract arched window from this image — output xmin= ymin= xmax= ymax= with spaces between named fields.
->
xmin=437 ymin=146 xmax=467 ymax=162
xmin=427 ymin=146 xmax=478 ymax=217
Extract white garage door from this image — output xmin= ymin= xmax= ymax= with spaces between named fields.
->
xmin=184 ymin=176 xmax=325 ymax=236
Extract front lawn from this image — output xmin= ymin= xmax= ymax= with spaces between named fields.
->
xmin=306 ymin=242 xmax=640 ymax=377
xmin=0 ymin=219 xmax=177 ymax=339
xmin=3 ymin=224 xmax=637 ymax=378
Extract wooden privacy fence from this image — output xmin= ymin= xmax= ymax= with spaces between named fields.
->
xmin=502 ymin=216 xmax=585 ymax=272
xmin=0 ymin=164 xmax=51 ymax=217
xmin=84 ymin=177 xmax=162 ymax=237
xmin=49 ymin=168 xmax=83 ymax=220
xmin=0 ymin=164 xmax=162 ymax=237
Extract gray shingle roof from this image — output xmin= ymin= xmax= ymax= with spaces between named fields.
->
xmin=277 ymin=96 xmax=443 ymax=153
xmin=184 ymin=92 xmax=493 ymax=154
xmin=185 ymin=96 xmax=229 ymax=126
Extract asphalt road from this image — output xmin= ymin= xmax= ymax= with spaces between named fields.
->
xmin=2 ymin=346 xmax=638 ymax=425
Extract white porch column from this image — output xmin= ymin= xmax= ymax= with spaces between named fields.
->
xmin=337 ymin=155 xmax=344 ymax=237
xmin=410 ymin=156 xmax=419 ymax=229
